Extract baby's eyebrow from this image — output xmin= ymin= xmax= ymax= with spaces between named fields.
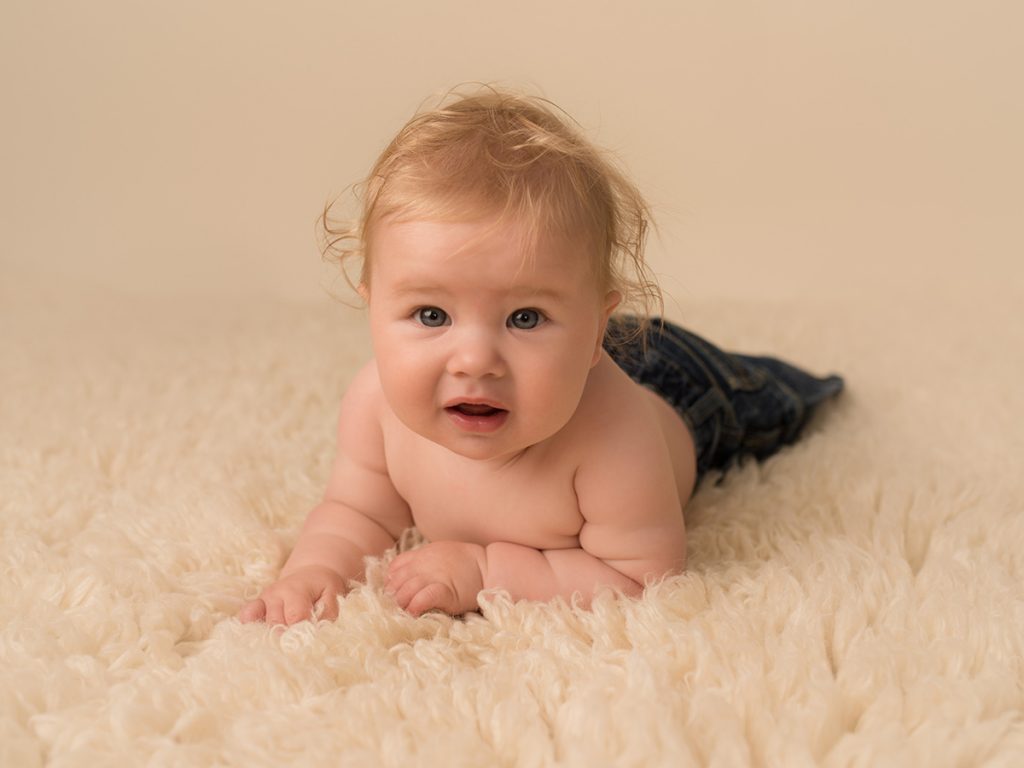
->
xmin=504 ymin=285 xmax=569 ymax=302
xmin=389 ymin=280 xmax=451 ymax=296
xmin=390 ymin=281 xmax=568 ymax=303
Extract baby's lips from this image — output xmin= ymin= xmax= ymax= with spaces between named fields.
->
xmin=453 ymin=403 xmax=504 ymax=416
xmin=442 ymin=396 xmax=508 ymax=412
xmin=443 ymin=398 xmax=511 ymax=433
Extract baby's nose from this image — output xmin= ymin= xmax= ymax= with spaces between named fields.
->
xmin=446 ymin=331 xmax=507 ymax=378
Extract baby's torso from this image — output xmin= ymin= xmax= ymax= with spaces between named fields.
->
xmin=378 ymin=353 xmax=697 ymax=549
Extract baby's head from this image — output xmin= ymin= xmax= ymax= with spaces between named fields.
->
xmin=321 ymin=85 xmax=661 ymax=322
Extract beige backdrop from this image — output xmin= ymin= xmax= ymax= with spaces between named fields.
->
xmin=4 ymin=5 xmax=1024 ymax=764
xmin=2 ymin=1 xmax=1022 ymax=306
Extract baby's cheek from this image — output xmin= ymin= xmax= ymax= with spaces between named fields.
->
xmin=379 ymin=365 xmax=436 ymax=426
xmin=527 ymin=370 xmax=587 ymax=431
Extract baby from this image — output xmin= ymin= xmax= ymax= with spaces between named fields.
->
xmin=238 ymin=86 xmax=843 ymax=625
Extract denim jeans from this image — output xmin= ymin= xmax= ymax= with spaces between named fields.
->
xmin=604 ymin=316 xmax=845 ymax=486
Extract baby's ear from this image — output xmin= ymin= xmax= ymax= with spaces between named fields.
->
xmin=592 ymin=290 xmax=622 ymax=366
xmin=603 ymin=290 xmax=622 ymax=317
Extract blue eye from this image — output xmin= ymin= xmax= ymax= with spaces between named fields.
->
xmin=508 ymin=308 xmax=542 ymax=330
xmin=416 ymin=307 xmax=449 ymax=327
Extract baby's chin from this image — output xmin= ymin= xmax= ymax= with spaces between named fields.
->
xmin=397 ymin=408 xmax=569 ymax=463
xmin=415 ymin=422 xmax=545 ymax=465
xmin=428 ymin=431 xmax=533 ymax=464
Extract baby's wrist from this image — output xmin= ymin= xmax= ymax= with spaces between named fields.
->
xmin=467 ymin=541 xmax=486 ymax=558
xmin=468 ymin=542 xmax=487 ymax=585
xmin=280 ymin=562 xmax=343 ymax=582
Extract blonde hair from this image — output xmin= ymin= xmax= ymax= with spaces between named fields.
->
xmin=319 ymin=84 xmax=662 ymax=324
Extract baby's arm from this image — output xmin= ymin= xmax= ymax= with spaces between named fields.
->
xmin=386 ymin=430 xmax=687 ymax=615
xmin=480 ymin=443 xmax=687 ymax=605
xmin=239 ymin=362 xmax=413 ymax=625
xmin=386 ymin=538 xmax=647 ymax=617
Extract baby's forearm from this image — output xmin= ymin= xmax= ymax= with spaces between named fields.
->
xmin=482 ymin=542 xmax=642 ymax=606
xmin=281 ymin=500 xmax=395 ymax=582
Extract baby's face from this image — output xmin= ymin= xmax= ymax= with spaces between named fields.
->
xmin=365 ymin=216 xmax=616 ymax=463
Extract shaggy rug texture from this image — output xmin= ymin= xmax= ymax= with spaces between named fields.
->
xmin=2 ymin=270 xmax=1022 ymax=767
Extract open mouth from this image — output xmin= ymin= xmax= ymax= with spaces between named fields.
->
xmin=449 ymin=403 xmax=504 ymax=417
xmin=445 ymin=402 xmax=509 ymax=432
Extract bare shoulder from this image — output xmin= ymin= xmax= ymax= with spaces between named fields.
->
xmin=575 ymin=353 xmax=656 ymax=431
xmin=323 ymin=358 xmax=413 ymax=536
xmin=339 ymin=357 xmax=384 ymax=405
xmin=568 ymin=352 xmax=692 ymax=577
xmin=332 ymin=358 xmax=387 ymax=470
xmin=571 ymin=352 xmax=697 ymax=514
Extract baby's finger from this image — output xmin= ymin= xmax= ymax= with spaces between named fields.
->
xmin=282 ymin=594 xmax=314 ymax=625
xmin=393 ymin=574 xmax=431 ymax=610
xmin=407 ymin=583 xmax=451 ymax=617
xmin=385 ymin=560 xmax=417 ymax=595
xmin=313 ymin=589 xmax=340 ymax=621
xmin=238 ymin=599 xmax=266 ymax=623
xmin=387 ymin=553 xmax=418 ymax=581
xmin=263 ymin=595 xmax=288 ymax=627
xmin=385 ymin=571 xmax=401 ymax=592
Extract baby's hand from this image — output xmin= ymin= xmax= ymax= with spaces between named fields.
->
xmin=386 ymin=541 xmax=486 ymax=617
xmin=238 ymin=565 xmax=346 ymax=626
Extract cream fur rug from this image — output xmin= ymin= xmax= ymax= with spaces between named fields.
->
xmin=2 ymin=270 xmax=1022 ymax=767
